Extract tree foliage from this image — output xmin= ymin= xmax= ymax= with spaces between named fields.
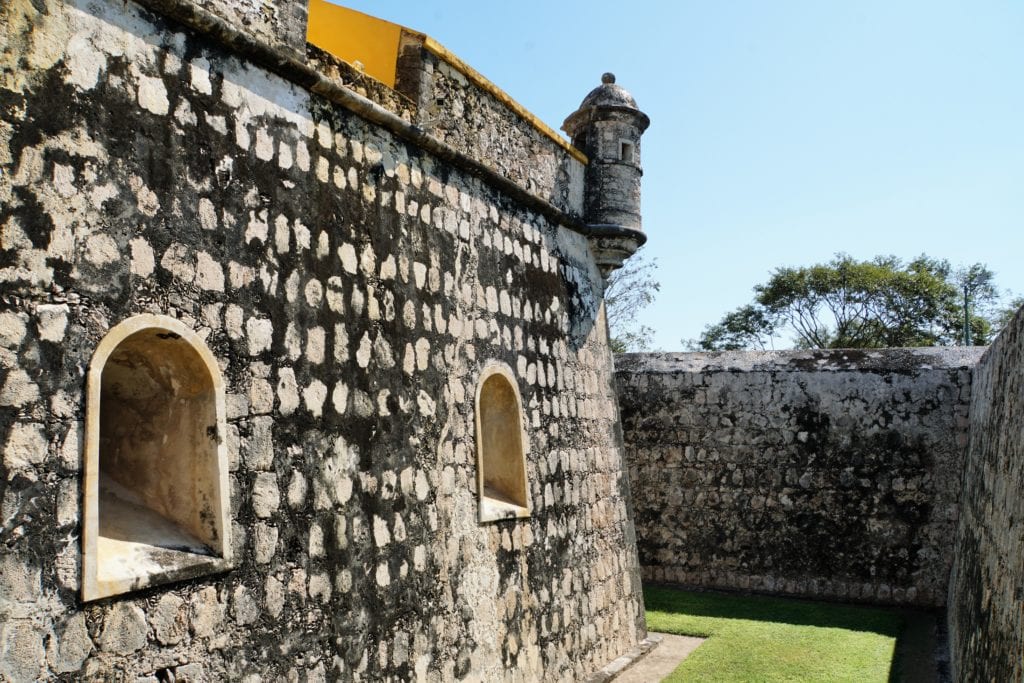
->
xmin=605 ymin=248 xmax=661 ymax=353
xmin=994 ymin=296 xmax=1024 ymax=332
xmin=693 ymin=254 xmax=1006 ymax=351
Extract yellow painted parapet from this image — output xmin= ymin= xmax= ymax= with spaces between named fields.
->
xmin=306 ymin=1 xmax=586 ymax=163
xmin=306 ymin=1 xmax=410 ymax=88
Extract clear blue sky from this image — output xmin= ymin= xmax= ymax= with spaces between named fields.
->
xmin=331 ymin=1 xmax=1024 ymax=350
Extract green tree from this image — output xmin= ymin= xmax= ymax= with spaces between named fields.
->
xmin=605 ymin=248 xmax=660 ymax=353
xmin=954 ymin=264 xmax=999 ymax=345
xmin=693 ymin=253 xmax=1003 ymax=351
xmin=688 ymin=304 xmax=775 ymax=351
xmin=994 ymin=296 xmax=1024 ymax=332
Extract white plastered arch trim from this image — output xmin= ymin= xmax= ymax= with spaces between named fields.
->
xmin=474 ymin=361 xmax=531 ymax=523
xmin=82 ymin=314 xmax=232 ymax=602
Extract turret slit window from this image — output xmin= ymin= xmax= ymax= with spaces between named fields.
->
xmin=475 ymin=364 xmax=530 ymax=522
xmin=619 ymin=141 xmax=634 ymax=163
xmin=82 ymin=315 xmax=232 ymax=601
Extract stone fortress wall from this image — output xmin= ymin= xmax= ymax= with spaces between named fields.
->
xmin=947 ymin=306 xmax=1024 ymax=682
xmin=617 ymin=331 xmax=1024 ymax=681
xmin=616 ymin=348 xmax=981 ymax=608
xmin=0 ymin=0 xmax=649 ymax=679
xmin=4 ymin=0 xmax=1021 ymax=678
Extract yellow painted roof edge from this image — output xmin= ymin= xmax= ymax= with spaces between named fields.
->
xmin=422 ymin=37 xmax=588 ymax=165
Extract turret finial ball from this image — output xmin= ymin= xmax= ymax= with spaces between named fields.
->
xmin=601 ymin=72 xmax=615 ymax=84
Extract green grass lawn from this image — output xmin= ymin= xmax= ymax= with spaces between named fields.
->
xmin=644 ymin=585 xmax=906 ymax=682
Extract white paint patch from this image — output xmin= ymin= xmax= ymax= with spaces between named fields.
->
xmin=204 ymin=113 xmax=227 ymax=135
xmin=36 ymin=304 xmax=69 ymax=343
xmin=130 ymin=176 xmax=160 ymax=216
xmin=89 ymin=182 xmax=118 ymax=210
xmin=255 ymin=127 xmax=274 ymax=161
xmin=160 ymin=242 xmax=194 ymax=281
xmin=65 ymin=34 xmax=106 ymax=91
xmin=85 ymin=233 xmax=119 ymax=266
xmin=338 ymin=243 xmax=357 ymax=274
xmin=276 ymin=369 xmax=299 ymax=416
xmin=303 ymin=380 xmax=327 ymax=418
xmin=137 ymin=74 xmax=169 ymax=115
xmin=53 ymin=164 xmax=77 ymax=198
xmin=246 ymin=317 xmax=273 ymax=355
xmin=195 ymin=251 xmax=225 ymax=291
xmin=189 ymin=56 xmax=213 ymax=95
xmin=129 ymin=237 xmax=154 ymax=277
xmin=198 ymin=198 xmax=218 ymax=231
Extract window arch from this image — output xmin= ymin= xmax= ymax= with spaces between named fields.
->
xmin=82 ymin=314 xmax=231 ymax=601
xmin=475 ymin=363 xmax=530 ymax=522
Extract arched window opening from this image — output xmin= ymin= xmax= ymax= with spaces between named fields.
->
xmin=82 ymin=315 xmax=231 ymax=601
xmin=475 ymin=365 xmax=530 ymax=522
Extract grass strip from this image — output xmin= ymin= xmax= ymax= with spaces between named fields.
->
xmin=644 ymin=585 xmax=903 ymax=682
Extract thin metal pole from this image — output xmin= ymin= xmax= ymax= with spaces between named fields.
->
xmin=963 ymin=285 xmax=971 ymax=346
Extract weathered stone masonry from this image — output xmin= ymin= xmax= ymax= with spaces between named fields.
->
xmin=616 ymin=349 xmax=982 ymax=608
xmin=948 ymin=306 xmax=1024 ymax=682
xmin=0 ymin=0 xmax=650 ymax=679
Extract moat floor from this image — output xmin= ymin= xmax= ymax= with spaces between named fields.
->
xmin=638 ymin=585 xmax=944 ymax=682
xmin=617 ymin=614 xmax=941 ymax=682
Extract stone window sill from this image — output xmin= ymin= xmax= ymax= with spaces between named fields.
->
xmin=86 ymin=479 xmax=230 ymax=601
xmin=479 ymin=491 xmax=530 ymax=523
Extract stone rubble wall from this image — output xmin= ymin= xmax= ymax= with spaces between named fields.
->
xmin=0 ymin=0 xmax=645 ymax=679
xmin=197 ymin=0 xmax=309 ymax=58
xmin=397 ymin=44 xmax=586 ymax=219
xmin=615 ymin=348 xmax=982 ymax=608
xmin=947 ymin=306 xmax=1024 ymax=681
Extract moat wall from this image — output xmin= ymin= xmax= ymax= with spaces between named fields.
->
xmin=0 ymin=0 xmax=646 ymax=679
xmin=616 ymin=348 xmax=983 ymax=608
xmin=947 ymin=306 xmax=1024 ymax=682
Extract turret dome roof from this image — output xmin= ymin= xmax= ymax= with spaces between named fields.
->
xmin=577 ymin=73 xmax=640 ymax=110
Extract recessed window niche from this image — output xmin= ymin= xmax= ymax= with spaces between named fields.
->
xmin=619 ymin=140 xmax=634 ymax=163
xmin=475 ymin=364 xmax=530 ymax=523
xmin=82 ymin=314 xmax=231 ymax=601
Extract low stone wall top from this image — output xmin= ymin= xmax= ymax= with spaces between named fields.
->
xmin=616 ymin=347 xmax=983 ymax=608
xmin=616 ymin=347 xmax=983 ymax=374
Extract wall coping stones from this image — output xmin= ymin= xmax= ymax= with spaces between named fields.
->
xmin=616 ymin=347 xmax=986 ymax=375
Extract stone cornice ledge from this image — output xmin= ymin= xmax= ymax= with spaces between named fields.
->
xmin=615 ymin=347 xmax=987 ymax=374
xmin=131 ymin=0 xmax=590 ymax=236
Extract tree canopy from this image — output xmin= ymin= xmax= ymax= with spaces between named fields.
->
xmin=605 ymin=248 xmax=660 ymax=353
xmin=691 ymin=254 xmax=1010 ymax=351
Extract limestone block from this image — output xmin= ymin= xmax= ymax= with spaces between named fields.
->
xmin=232 ymin=586 xmax=259 ymax=625
xmin=190 ymin=587 xmax=224 ymax=638
xmin=277 ymin=368 xmax=299 ymax=415
xmin=0 ymin=621 xmax=44 ymax=681
xmin=98 ymin=602 xmax=148 ymax=654
xmin=151 ymin=594 xmax=187 ymax=645
xmin=246 ymin=317 xmax=274 ymax=355
xmin=253 ymin=523 xmax=278 ymax=564
xmin=36 ymin=304 xmax=69 ymax=342
xmin=0 ymin=369 xmax=40 ymax=408
xmin=244 ymin=417 xmax=275 ymax=471
xmin=252 ymin=472 xmax=280 ymax=518
xmin=175 ymin=663 xmax=205 ymax=681
xmin=3 ymin=421 xmax=47 ymax=469
xmin=47 ymin=613 xmax=92 ymax=674
xmin=265 ymin=575 xmax=284 ymax=618
xmin=0 ymin=554 xmax=41 ymax=605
